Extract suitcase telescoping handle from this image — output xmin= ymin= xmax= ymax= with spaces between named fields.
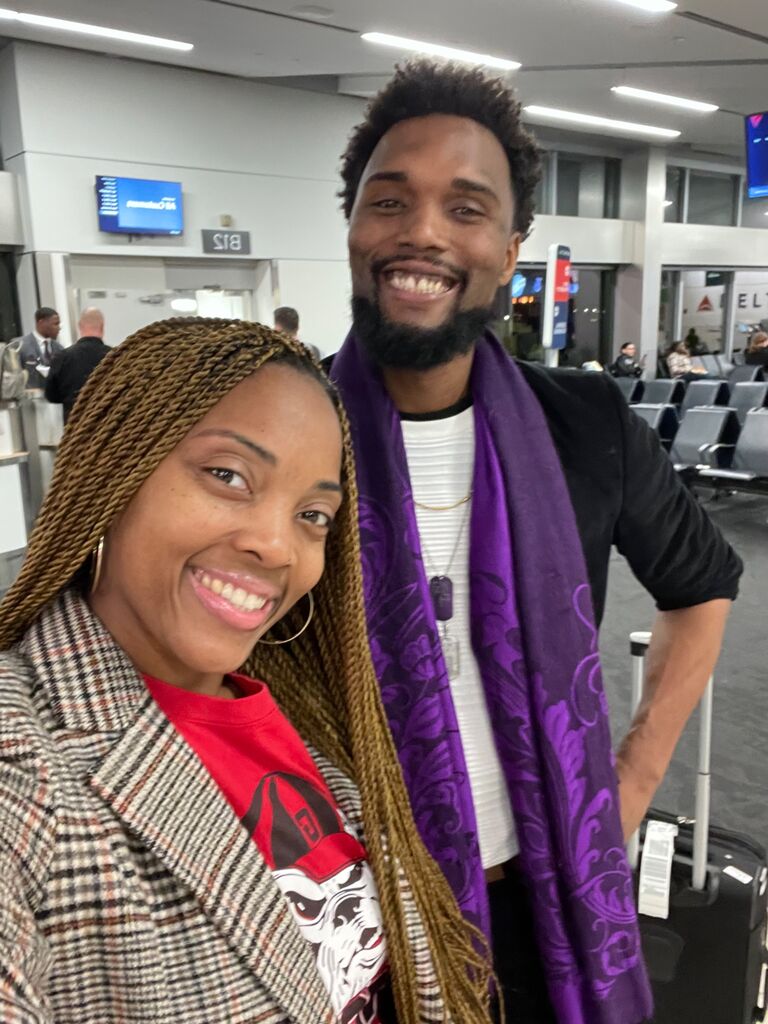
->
xmin=627 ymin=630 xmax=714 ymax=892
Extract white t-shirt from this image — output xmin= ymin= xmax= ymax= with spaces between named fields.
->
xmin=401 ymin=406 xmax=518 ymax=868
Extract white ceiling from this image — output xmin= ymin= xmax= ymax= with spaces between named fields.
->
xmin=3 ymin=0 xmax=767 ymax=157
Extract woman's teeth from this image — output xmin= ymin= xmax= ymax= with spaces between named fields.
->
xmin=199 ymin=574 xmax=267 ymax=612
xmin=388 ymin=271 xmax=451 ymax=295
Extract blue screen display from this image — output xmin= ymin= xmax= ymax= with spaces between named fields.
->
xmin=95 ymin=176 xmax=183 ymax=235
xmin=745 ymin=113 xmax=768 ymax=200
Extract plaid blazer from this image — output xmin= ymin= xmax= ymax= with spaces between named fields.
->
xmin=0 ymin=591 xmax=445 ymax=1023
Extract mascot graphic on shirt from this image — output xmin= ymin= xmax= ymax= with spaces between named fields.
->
xmin=243 ymin=771 xmax=387 ymax=1023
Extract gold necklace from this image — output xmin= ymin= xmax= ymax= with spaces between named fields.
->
xmin=413 ymin=492 xmax=472 ymax=512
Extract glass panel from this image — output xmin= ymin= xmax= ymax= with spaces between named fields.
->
xmin=731 ymin=271 xmax=768 ymax=354
xmin=664 ymin=167 xmax=683 ymax=223
xmin=565 ymin=269 xmax=608 ymax=366
xmin=556 ymin=158 xmax=581 ymax=217
xmin=687 ymin=171 xmax=738 ymax=226
xmin=679 ymin=270 xmax=726 ymax=353
xmin=0 ymin=254 xmax=20 ymax=342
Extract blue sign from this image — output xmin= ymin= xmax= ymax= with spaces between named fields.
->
xmin=745 ymin=113 xmax=768 ymax=199
xmin=96 ymin=176 xmax=184 ymax=235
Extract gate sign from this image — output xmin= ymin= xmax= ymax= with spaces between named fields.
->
xmin=542 ymin=243 xmax=571 ymax=350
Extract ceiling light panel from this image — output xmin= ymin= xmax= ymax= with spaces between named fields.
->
xmin=612 ymin=85 xmax=718 ymax=113
xmin=524 ymin=105 xmax=681 ymax=139
xmin=609 ymin=0 xmax=677 ymax=11
xmin=0 ymin=8 xmax=193 ymax=51
xmin=361 ymin=32 xmax=521 ymax=71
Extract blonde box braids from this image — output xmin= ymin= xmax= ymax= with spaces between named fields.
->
xmin=0 ymin=318 xmax=494 ymax=1024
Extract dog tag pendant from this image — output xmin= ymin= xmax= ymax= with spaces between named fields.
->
xmin=429 ymin=575 xmax=454 ymax=622
xmin=441 ymin=627 xmax=461 ymax=680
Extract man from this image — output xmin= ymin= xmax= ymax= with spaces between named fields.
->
xmin=19 ymin=307 xmax=62 ymax=389
xmin=274 ymin=305 xmax=300 ymax=339
xmin=275 ymin=306 xmax=321 ymax=360
xmin=610 ymin=341 xmax=644 ymax=378
xmin=330 ymin=61 xmax=741 ymax=1024
xmin=45 ymin=308 xmax=110 ymax=422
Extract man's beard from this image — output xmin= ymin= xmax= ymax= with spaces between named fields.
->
xmin=351 ymin=295 xmax=495 ymax=371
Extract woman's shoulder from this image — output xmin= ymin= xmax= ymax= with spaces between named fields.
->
xmin=0 ymin=648 xmax=57 ymax=793
xmin=0 ymin=649 xmax=58 ymax=894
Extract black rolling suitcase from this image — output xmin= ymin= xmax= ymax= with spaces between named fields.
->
xmin=628 ymin=632 xmax=768 ymax=1024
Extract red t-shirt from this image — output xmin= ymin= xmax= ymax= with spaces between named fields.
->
xmin=146 ymin=673 xmax=390 ymax=1023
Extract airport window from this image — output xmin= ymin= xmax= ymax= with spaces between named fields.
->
xmin=664 ymin=167 xmax=684 ymax=223
xmin=494 ymin=267 xmax=614 ymax=365
xmin=553 ymin=153 xmax=620 ymax=219
xmin=687 ymin=170 xmax=740 ymax=227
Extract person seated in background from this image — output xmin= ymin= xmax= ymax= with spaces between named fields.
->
xmin=274 ymin=305 xmax=321 ymax=360
xmin=666 ymin=340 xmax=709 ymax=381
xmin=44 ymin=307 xmax=110 ymax=422
xmin=0 ymin=317 xmax=494 ymax=1024
xmin=18 ymin=306 xmax=62 ymax=389
xmin=685 ymin=325 xmax=709 ymax=355
xmin=745 ymin=331 xmax=768 ymax=368
xmin=609 ymin=342 xmax=644 ymax=378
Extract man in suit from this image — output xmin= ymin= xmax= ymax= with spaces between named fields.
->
xmin=19 ymin=306 xmax=62 ymax=389
xmin=45 ymin=307 xmax=110 ymax=423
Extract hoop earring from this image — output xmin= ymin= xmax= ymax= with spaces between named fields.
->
xmin=257 ymin=591 xmax=314 ymax=646
xmin=90 ymin=536 xmax=105 ymax=592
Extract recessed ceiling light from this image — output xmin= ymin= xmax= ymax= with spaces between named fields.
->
xmin=610 ymin=0 xmax=677 ymax=11
xmin=0 ymin=7 xmax=193 ymax=50
xmin=663 ymin=200 xmax=674 ymax=207
xmin=291 ymin=5 xmax=335 ymax=19
xmin=612 ymin=85 xmax=718 ymax=113
xmin=361 ymin=32 xmax=521 ymax=71
xmin=523 ymin=105 xmax=681 ymax=139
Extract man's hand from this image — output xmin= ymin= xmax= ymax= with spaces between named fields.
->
xmin=615 ymin=599 xmax=731 ymax=842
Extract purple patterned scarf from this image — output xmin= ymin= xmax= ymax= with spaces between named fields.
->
xmin=331 ymin=332 xmax=652 ymax=1024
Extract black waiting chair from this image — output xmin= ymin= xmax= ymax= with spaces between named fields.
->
xmin=615 ymin=377 xmax=644 ymax=403
xmin=670 ymin=407 xmax=741 ymax=471
xmin=729 ymin=364 xmax=765 ymax=384
xmin=679 ymin=380 xmax=730 ymax=419
xmin=631 ymin=403 xmax=679 ymax=449
xmin=698 ymin=410 xmax=768 ymax=485
xmin=729 ymin=382 xmax=768 ymax=427
xmin=643 ymin=379 xmax=687 ymax=406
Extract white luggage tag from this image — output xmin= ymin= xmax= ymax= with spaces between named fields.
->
xmin=638 ymin=819 xmax=679 ymax=920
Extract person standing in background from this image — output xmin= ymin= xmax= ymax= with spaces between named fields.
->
xmin=19 ymin=307 xmax=62 ymax=389
xmin=274 ymin=306 xmax=321 ymax=360
xmin=45 ymin=308 xmax=110 ymax=423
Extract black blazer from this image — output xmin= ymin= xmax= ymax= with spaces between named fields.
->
xmin=745 ymin=350 xmax=768 ymax=368
xmin=516 ymin=362 xmax=741 ymax=624
xmin=45 ymin=336 xmax=111 ymax=422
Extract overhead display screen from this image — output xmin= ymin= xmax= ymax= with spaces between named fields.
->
xmin=745 ymin=113 xmax=768 ymax=200
xmin=96 ymin=175 xmax=183 ymax=235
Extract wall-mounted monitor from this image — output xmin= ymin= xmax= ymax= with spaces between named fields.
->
xmin=95 ymin=175 xmax=183 ymax=235
xmin=745 ymin=113 xmax=768 ymax=200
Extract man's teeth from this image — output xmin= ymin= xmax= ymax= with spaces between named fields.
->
xmin=200 ymin=574 xmax=267 ymax=612
xmin=389 ymin=271 xmax=451 ymax=295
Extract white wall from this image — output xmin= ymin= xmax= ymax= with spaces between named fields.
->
xmin=2 ymin=41 xmax=362 ymax=262
xmin=273 ymin=260 xmax=351 ymax=356
xmin=661 ymin=223 xmax=768 ymax=267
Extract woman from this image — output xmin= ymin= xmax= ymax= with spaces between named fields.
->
xmin=0 ymin=319 xmax=493 ymax=1024
xmin=665 ymin=340 xmax=708 ymax=381
xmin=745 ymin=331 xmax=768 ymax=368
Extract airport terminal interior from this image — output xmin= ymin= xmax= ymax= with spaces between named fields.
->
xmin=0 ymin=1 xmax=768 ymax=1022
